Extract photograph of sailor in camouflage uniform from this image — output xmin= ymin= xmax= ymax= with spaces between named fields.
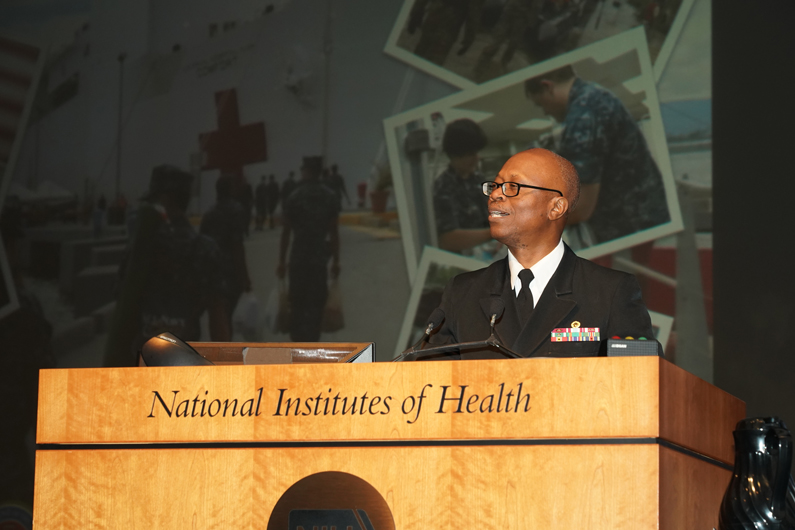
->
xmin=431 ymin=118 xmax=499 ymax=258
xmin=385 ymin=29 xmax=682 ymax=280
xmin=386 ymin=0 xmax=691 ymax=87
xmin=525 ymin=63 xmax=670 ymax=245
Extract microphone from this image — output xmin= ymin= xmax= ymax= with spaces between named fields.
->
xmin=393 ymin=308 xmax=445 ymax=362
xmin=400 ymin=298 xmax=523 ymax=361
xmin=481 ymin=298 xmax=522 ymax=358
xmin=488 ymin=298 xmax=505 ymax=331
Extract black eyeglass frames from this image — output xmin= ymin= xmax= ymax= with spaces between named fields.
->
xmin=481 ymin=181 xmax=563 ymax=197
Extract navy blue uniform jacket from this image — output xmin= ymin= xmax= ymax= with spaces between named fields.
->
xmin=427 ymin=245 xmax=654 ymax=359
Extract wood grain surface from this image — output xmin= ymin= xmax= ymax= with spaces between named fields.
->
xmin=34 ymin=444 xmax=660 ymax=530
xmin=659 ymin=360 xmax=745 ymax=464
xmin=659 ymin=445 xmax=732 ymax=530
xmin=37 ymin=357 xmax=744 ymax=464
xmin=35 ymin=357 xmax=743 ymax=529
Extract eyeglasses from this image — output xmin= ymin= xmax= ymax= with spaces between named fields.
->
xmin=481 ymin=181 xmax=563 ymax=197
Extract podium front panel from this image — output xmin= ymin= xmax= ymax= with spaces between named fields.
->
xmin=37 ymin=357 xmax=742 ymax=464
xmin=35 ymin=444 xmax=670 ymax=529
xmin=35 ymin=356 xmax=742 ymax=529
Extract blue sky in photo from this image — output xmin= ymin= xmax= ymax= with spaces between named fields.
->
xmin=660 ymin=99 xmax=712 ymax=138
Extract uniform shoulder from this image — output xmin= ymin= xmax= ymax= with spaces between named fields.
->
xmin=570 ymin=78 xmax=620 ymax=109
xmin=448 ymin=258 xmax=504 ymax=290
xmin=573 ymin=253 xmax=635 ymax=284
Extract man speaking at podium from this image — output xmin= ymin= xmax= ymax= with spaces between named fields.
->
xmin=427 ymin=148 xmax=654 ymax=359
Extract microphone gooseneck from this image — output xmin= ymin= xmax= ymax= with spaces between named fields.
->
xmin=393 ymin=308 xmax=446 ymax=362
xmin=398 ymin=298 xmax=523 ymax=361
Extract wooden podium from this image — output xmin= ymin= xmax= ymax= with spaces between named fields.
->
xmin=34 ymin=355 xmax=744 ymax=529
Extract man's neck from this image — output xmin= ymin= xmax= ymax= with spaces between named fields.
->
xmin=509 ymin=238 xmax=561 ymax=269
xmin=449 ymin=163 xmax=473 ymax=179
xmin=554 ymin=77 xmax=577 ymax=121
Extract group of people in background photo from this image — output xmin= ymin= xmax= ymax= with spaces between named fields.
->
xmin=104 ymin=159 xmax=351 ymax=366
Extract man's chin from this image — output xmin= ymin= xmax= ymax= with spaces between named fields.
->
xmin=489 ymin=228 xmax=511 ymax=247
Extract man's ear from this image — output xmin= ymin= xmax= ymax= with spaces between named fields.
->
xmin=548 ymin=197 xmax=569 ymax=221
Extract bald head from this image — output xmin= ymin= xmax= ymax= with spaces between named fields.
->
xmin=539 ymin=149 xmax=580 ymax=211
xmin=514 ymin=148 xmax=578 ymax=208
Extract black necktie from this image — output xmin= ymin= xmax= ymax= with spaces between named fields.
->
xmin=517 ymin=269 xmax=534 ymax=322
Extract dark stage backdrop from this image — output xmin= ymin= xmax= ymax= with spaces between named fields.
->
xmin=713 ymin=0 xmax=795 ymax=435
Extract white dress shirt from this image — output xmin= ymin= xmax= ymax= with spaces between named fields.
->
xmin=508 ymin=239 xmax=565 ymax=308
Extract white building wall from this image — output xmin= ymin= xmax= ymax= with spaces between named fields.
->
xmin=12 ymin=0 xmax=454 ymax=212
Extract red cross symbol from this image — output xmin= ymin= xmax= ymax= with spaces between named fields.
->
xmin=198 ymin=89 xmax=267 ymax=177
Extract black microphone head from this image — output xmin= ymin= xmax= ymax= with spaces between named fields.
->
xmin=489 ymin=298 xmax=505 ymax=320
xmin=140 ymin=332 xmax=214 ymax=366
xmin=428 ymin=308 xmax=445 ymax=330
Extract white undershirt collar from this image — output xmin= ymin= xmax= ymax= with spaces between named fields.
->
xmin=508 ymin=239 xmax=565 ymax=307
